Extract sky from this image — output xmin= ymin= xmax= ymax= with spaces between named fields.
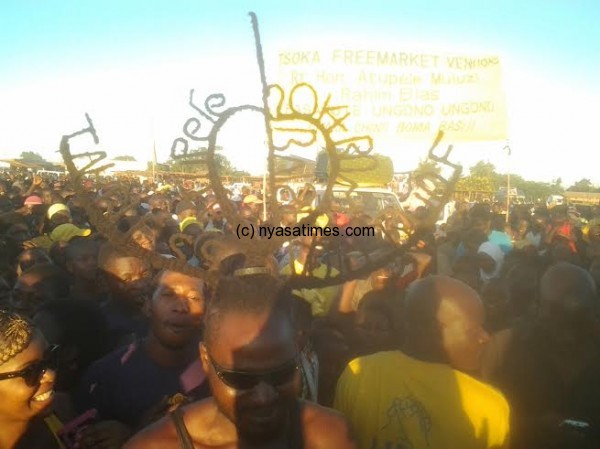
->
xmin=1 ymin=0 xmax=599 ymax=187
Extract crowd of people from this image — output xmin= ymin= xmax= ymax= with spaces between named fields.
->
xmin=1 ymin=169 xmax=600 ymax=449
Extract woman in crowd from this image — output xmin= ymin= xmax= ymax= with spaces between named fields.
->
xmin=0 ymin=309 xmax=61 ymax=449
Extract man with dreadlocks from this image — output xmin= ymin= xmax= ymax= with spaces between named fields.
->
xmin=0 ymin=309 xmax=60 ymax=449
xmin=125 ymin=274 xmax=357 ymax=449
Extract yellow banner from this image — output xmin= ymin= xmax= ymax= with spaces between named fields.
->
xmin=275 ymin=48 xmax=508 ymax=143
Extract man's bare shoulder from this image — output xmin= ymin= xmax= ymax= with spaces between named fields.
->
xmin=123 ymin=419 xmax=177 ymax=449
xmin=301 ymin=401 xmax=358 ymax=449
xmin=124 ymin=400 xmax=217 ymax=449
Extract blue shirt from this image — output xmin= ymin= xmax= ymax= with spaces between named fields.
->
xmin=76 ymin=341 xmax=210 ymax=429
xmin=489 ymin=230 xmax=513 ymax=255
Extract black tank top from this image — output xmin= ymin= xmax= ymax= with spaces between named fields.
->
xmin=171 ymin=407 xmax=195 ymax=449
xmin=170 ymin=401 xmax=305 ymax=449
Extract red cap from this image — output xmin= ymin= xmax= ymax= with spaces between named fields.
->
xmin=335 ymin=212 xmax=350 ymax=227
xmin=24 ymin=195 xmax=43 ymax=206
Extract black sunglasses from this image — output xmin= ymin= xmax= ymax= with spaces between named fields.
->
xmin=0 ymin=345 xmax=60 ymax=387
xmin=208 ymin=354 xmax=298 ymax=390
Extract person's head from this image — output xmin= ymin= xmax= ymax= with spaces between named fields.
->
xmin=49 ymin=223 xmax=92 ymax=245
xmin=452 ymin=254 xmax=481 ymax=292
xmin=5 ymin=223 xmax=31 ymax=247
xmin=551 ymin=205 xmax=568 ymax=225
xmin=506 ymin=262 xmax=539 ymax=318
xmin=176 ymin=201 xmax=197 ymax=221
xmin=16 ymin=249 xmax=51 ymax=278
xmin=295 ymin=232 xmax=323 ymax=268
xmin=539 ymin=263 xmax=599 ymax=351
xmin=239 ymin=206 xmax=259 ymax=227
xmin=191 ymin=216 xmax=208 ymax=234
xmin=480 ymin=278 xmax=511 ymax=333
xmin=590 ymin=257 xmax=600 ymax=291
xmin=151 ymin=211 xmax=178 ymax=237
xmin=551 ymin=241 xmax=574 ymax=264
xmin=47 ymin=203 xmax=71 ymax=224
xmin=11 ymin=264 xmax=70 ymax=317
xmin=41 ymin=190 xmax=54 ymax=206
xmin=98 ymin=245 xmax=152 ymax=308
xmin=491 ymin=214 xmax=507 ymax=232
xmin=108 ymin=193 xmax=123 ymax=211
xmin=122 ymin=205 xmax=141 ymax=220
xmin=0 ymin=310 xmax=57 ymax=424
xmin=412 ymin=205 xmax=427 ymax=220
xmin=52 ymin=179 xmax=64 ymax=191
xmin=33 ymin=299 xmax=109 ymax=391
xmin=370 ymin=265 xmax=393 ymax=291
xmin=180 ymin=217 xmax=202 ymax=238
xmin=279 ymin=205 xmax=297 ymax=227
xmin=129 ymin=225 xmax=157 ymax=252
xmin=588 ymin=222 xmax=600 ymax=244
xmin=117 ymin=215 xmax=141 ymax=233
xmin=403 ymin=276 xmax=489 ymax=373
xmin=145 ymin=270 xmax=206 ymax=350
xmin=208 ymin=203 xmax=224 ymax=223
xmin=242 ymin=195 xmax=263 ymax=215
xmin=23 ymin=196 xmax=43 ymax=215
xmin=477 ymin=242 xmax=504 ymax=283
xmin=0 ymin=197 xmax=12 ymax=214
xmin=0 ymin=276 xmax=10 ymax=306
xmin=65 ymin=238 xmax=99 ymax=283
xmin=514 ymin=218 xmax=530 ymax=240
xmin=200 ymin=275 xmax=300 ymax=443
xmin=148 ymin=194 xmax=170 ymax=213
xmin=462 ymin=229 xmax=488 ymax=256
xmin=354 ymin=294 xmax=397 ymax=356
xmin=531 ymin=214 xmax=547 ymax=233
xmin=48 ymin=241 xmax=69 ymax=272
xmin=468 ymin=205 xmax=492 ymax=233
xmin=94 ymin=197 xmax=113 ymax=214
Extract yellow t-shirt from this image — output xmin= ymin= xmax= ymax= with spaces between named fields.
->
xmin=280 ymin=259 xmax=340 ymax=317
xmin=334 ymin=351 xmax=510 ymax=449
xmin=44 ymin=413 xmax=66 ymax=449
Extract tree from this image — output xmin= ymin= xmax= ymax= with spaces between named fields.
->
xmin=469 ymin=161 xmax=496 ymax=179
xmin=19 ymin=151 xmax=46 ymax=163
xmin=552 ymin=178 xmax=563 ymax=190
xmin=166 ymin=147 xmax=249 ymax=176
xmin=567 ymin=178 xmax=596 ymax=192
xmin=413 ymin=159 xmax=441 ymax=178
xmin=456 ymin=176 xmax=496 ymax=193
xmin=453 ymin=161 xmax=499 ymax=201
xmin=113 ymin=155 xmax=136 ymax=161
xmin=450 ymin=159 xmax=566 ymax=203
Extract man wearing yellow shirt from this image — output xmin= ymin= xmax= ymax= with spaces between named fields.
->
xmin=334 ymin=276 xmax=510 ymax=449
xmin=280 ymin=234 xmax=341 ymax=317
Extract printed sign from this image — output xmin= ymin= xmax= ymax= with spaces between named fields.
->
xmin=276 ymin=47 xmax=508 ymax=144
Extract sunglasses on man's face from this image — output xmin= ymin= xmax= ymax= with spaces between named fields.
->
xmin=0 ymin=345 xmax=60 ymax=387
xmin=208 ymin=354 xmax=298 ymax=390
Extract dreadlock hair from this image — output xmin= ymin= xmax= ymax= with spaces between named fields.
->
xmin=203 ymin=274 xmax=293 ymax=349
xmin=0 ymin=309 xmax=35 ymax=365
